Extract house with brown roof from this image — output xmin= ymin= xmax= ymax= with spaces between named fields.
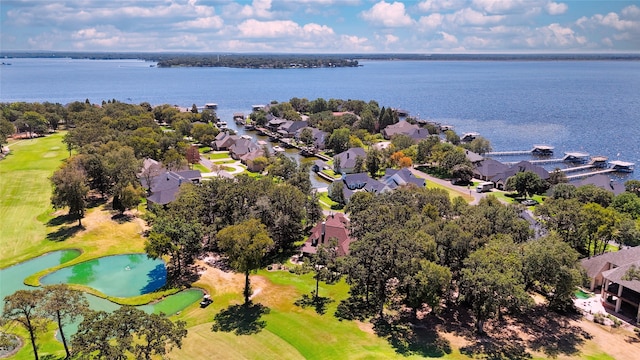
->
xmin=213 ymin=132 xmax=240 ymax=150
xmin=582 ymin=246 xmax=640 ymax=322
xmin=240 ymin=148 xmax=266 ymax=173
xmin=301 ymin=213 xmax=353 ymax=257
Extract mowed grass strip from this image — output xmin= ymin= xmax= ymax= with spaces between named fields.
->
xmin=0 ymin=134 xmax=69 ymax=267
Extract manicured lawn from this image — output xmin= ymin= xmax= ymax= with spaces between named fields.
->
xmin=198 ymin=146 xmax=212 ymax=153
xmin=0 ymin=133 xmax=70 ymax=267
xmin=321 ymin=169 xmax=343 ymax=179
xmin=209 ymin=152 xmax=231 ymax=160
xmin=193 ymin=163 xmax=210 ymax=172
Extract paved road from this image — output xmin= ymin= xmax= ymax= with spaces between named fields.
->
xmin=409 ymin=167 xmax=485 ymax=205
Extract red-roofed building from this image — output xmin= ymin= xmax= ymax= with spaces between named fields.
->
xmin=301 ymin=213 xmax=353 ymax=257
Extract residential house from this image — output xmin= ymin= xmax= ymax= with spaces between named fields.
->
xmin=575 ymin=174 xmax=626 ymax=195
xmin=212 ymin=132 xmax=240 ymax=151
xmin=295 ymin=126 xmax=326 ymax=150
xmin=473 ymin=158 xmax=510 ymax=181
xmin=229 ymin=138 xmax=259 ymax=160
xmin=490 ymin=161 xmax=549 ymax=190
xmin=382 ymin=121 xmax=430 ymax=142
xmin=140 ymin=168 xmax=201 ymax=207
xmin=333 ymin=147 xmax=366 ymax=174
xmin=464 ymin=150 xmax=484 ymax=165
xmin=301 ymin=213 xmax=354 ymax=257
xmin=582 ymin=246 xmax=640 ymax=322
xmin=277 ymin=120 xmax=308 ymax=138
xmin=266 ymin=117 xmax=287 ymax=132
xmin=379 ymin=168 xmax=426 ymax=189
xmin=338 ymin=173 xmax=388 ymax=201
xmin=240 ymin=148 xmax=267 ymax=173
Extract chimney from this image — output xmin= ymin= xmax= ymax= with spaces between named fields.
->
xmin=321 ymin=221 xmax=326 ymax=244
xmin=347 ymin=152 xmax=350 ymax=159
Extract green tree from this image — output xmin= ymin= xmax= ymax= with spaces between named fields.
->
xmin=465 ymin=136 xmax=492 ymax=154
xmin=51 ymin=159 xmax=89 ymax=227
xmin=575 ymin=184 xmax=614 ymax=207
xmin=366 ymin=148 xmax=382 ymax=177
xmin=353 ymin=155 xmax=365 ymax=174
xmin=114 ymin=183 xmax=143 ymax=214
xmin=612 ymin=192 xmax=640 ymax=219
xmin=299 ymin=127 xmax=314 ymax=146
xmin=42 ymin=284 xmax=89 ymax=359
xmin=580 ymin=203 xmax=618 ymax=256
xmin=460 ymin=236 xmax=532 ymax=333
xmin=444 ymin=130 xmax=460 ymax=145
xmin=625 ymin=180 xmax=640 ymax=196
xmin=451 ymin=163 xmax=474 ymax=184
xmin=191 ymin=103 xmax=199 ymax=114
xmin=3 ymin=289 xmax=45 ymax=360
xmin=145 ymin=184 xmax=203 ymax=276
xmin=390 ymin=134 xmax=414 ymax=151
xmin=522 ymin=235 xmax=581 ymax=311
xmin=0 ymin=118 xmax=15 ymax=148
xmin=307 ymin=239 xmax=341 ymax=301
xmin=191 ymin=123 xmax=218 ymax=145
xmin=19 ymin=111 xmax=48 ymax=137
xmin=401 ymin=259 xmax=451 ymax=319
xmin=327 ymin=128 xmax=351 ymax=154
xmin=72 ymin=306 xmax=187 ymax=360
xmin=328 ymin=180 xmax=346 ymax=206
xmin=506 ymin=171 xmax=544 ymax=198
xmin=217 ymin=219 xmax=274 ymax=304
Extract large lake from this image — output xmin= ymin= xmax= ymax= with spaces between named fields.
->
xmin=1 ymin=58 xmax=638 ymax=180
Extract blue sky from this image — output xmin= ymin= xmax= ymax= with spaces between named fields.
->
xmin=1 ymin=0 xmax=639 ymax=53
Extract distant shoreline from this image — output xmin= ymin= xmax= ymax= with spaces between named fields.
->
xmin=1 ymin=52 xmax=639 ymax=66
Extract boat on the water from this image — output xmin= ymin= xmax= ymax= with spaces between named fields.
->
xmin=272 ymin=145 xmax=285 ymax=153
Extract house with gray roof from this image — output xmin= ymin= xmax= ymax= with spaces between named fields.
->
xmin=333 ymin=147 xmax=366 ymax=174
xmin=295 ymin=127 xmax=326 ymax=150
xmin=490 ymin=161 xmax=549 ymax=190
xmin=229 ymin=138 xmax=259 ymax=160
xmin=140 ymin=169 xmax=201 ymax=207
xmin=277 ymin=120 xmax=308 ymax=138
xmin=382 ymin=121 xmax=420 ymax=139
xmin=213 ymin=132 xmax=240 ymax=151
xmin=473 ymin=158 xmax=510 ymax=181
xmin=582 ymin=246 xmax=640 ymax=322
xmin=575 ymin=174 xmax=626 ymax=195
xmin=379 ymin=168 xmax=426 ymax=189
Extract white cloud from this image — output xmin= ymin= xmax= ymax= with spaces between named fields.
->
xmin=417 ymin=13 xmax=444 ymax=31
xmin=540 ymin=23 xmax=586 ymax=47
xmin=447 ymin=8 xmax=505 ymax=26
xmin=545 ymin=2 xmax=568 ymax=16
xmin=237 ymin=19 xmax=334 ymax=39
xmin=361 ymin=1 xmax=414 ymax=27
xmin=471 ymin=0 xmax=530 ymax=14
xmin=174 ymin=16 xmax=224 ymax=30
xmin=622 ymin=5 xmax=640 ymax=18
xmin=417 ymin=0 xmax=464 ymax=12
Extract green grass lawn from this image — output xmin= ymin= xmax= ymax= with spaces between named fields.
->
xmin=0 ymin=133 xmax=70 ymax=267
xmin=321 ymin=169 xmax=343 ymax=179
xmin=209 ymin=151 xmax=231 ymax=160
xmin=193 ymin=163 xmax=210 ymax=173
xmin=198 ymin=146 xmax=212 ymax=154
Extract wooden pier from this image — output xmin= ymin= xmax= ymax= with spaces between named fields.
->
xmin=566 ymin=168 xmax=615 ymax=180
xmin=487 ymin=145 xmax=554 ymax=157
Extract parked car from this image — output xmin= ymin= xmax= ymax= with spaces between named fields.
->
xmin=520 ymin=199 xmax=539 ymax=206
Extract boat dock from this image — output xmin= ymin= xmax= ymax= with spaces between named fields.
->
xmin=566 ymin=168 xmax=616 ymax=180
xmin=254 ymin=127 xmax=331 ymax=161
xmin=486 ymin=145 xmax=555 ymax=157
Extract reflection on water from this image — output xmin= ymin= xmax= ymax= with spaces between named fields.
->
xmin=40 ymin=254 xmax=167 ymax=298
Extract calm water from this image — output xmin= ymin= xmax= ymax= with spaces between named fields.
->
xmin=40 ymin=253 xmax=166 ymax=298
xmin=1 ymin=58 xmax=638 ymax=180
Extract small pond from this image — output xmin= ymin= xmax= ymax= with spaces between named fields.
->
xmin=0 ymin=250 xmax=80 ymax=304
xmin=40 ymin=254 xmax=167 ymax=298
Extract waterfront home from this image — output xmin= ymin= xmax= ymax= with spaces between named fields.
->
xmin=266 ymin=117 xmax=287 ymax=132
xmin=333 ymin=147 xmax=366 ymax=174
xmin=490 ymin=161 xmax=549 ymax=190
xmin=240 ymin=148 xmax=266 ymax=173
xmin=574 ymin=174 xmax=626 ymax=195
xmin=473 ymin=158 xmax=510 ymax=182
xmin=301 ymin=213 xmax=353 ymax=257
xmin=464 ymin=150 xmax=484 ymax=164
xmin=382 ymin=121 xmax=430 ymax=141
xmin=277 ymin=120 xmax=308 ymax=138
xmin=582 ymin=246 xmax=640 ymax=323
xmin=229 ymin=138 xmax=259 ymax=160
xmin=212 ymin=132 xmax=240 ymax=151
xmin=295 ymin=127 xmax=327 ymax=150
